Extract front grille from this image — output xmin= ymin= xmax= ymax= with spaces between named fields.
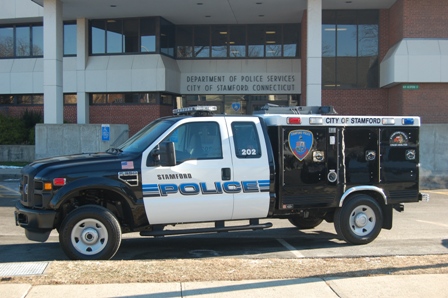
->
xmin=19 ymin=174 xmax=47 ymax=208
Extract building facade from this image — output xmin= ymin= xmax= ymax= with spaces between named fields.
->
xmin=0 ymin=0 xmax=447 ymax=135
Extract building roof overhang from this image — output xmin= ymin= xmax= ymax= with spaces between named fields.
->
xmin=31 ymin=0 xmax=396 ymax=24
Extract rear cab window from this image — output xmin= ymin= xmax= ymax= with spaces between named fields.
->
xmin=231 ymin=122 xmax=262 ymax=158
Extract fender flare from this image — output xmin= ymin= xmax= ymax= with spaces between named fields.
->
xmin=339 ymin=186 xmax=387 ymax=207
xmin=49 ymin=177 xmax=138 ymax=210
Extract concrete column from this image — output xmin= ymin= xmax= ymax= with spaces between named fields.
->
xmin=306 ymin=0 xmax=322 ymax=106
xmin=76 ymin=18 xmax=89 ymax=124
xmin=43 ymin=0 xmax=63 ymax=124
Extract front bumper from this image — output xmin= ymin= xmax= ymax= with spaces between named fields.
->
xmin=15 ymin=201 xmax=56 ymax=241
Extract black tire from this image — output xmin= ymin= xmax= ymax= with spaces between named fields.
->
xmin=59 ymin=205 xmax=122 ymax=260
xmin=334 ymin=194 xmax=383 ymax=245
xmin=288 ymin=215 xmax=324 ymax=229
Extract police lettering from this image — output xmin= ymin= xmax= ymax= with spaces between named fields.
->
xmin=146 ymin=180 xmax=270 ymax=197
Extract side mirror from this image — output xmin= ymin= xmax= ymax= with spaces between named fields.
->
xmin=147 ymin=142 xmax=176 ymax=167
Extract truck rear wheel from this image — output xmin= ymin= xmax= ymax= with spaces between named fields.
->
xmin=288 ymin=215 xmax=323 ymax=229
xmin=334 ymin=194 xmax=383 ymax=245
xmin=59 ymin=205 xmax=122 ymax=260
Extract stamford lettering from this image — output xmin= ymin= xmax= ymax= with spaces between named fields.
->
xmin=157 ymin=173 xmax=193 ymax=180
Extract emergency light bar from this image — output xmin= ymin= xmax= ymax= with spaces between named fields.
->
xmin=173 ymin=106 xmax=217 ymax=115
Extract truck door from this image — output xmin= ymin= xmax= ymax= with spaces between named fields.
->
xmin=226 ymin=117 xmax=271 ymax=219
xmin=281 ymin=127 xmax=339 ymax=208
xmin=380 ymin=127 xmax=420 ymax=203
xmin=141 ymin=118 xmax=235 ymax=224
xmin=343 ymin=128 xmax=380 ymax=186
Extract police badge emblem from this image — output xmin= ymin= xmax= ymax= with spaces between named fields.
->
xmin=288 ymin=130 xmax=313 ymax=161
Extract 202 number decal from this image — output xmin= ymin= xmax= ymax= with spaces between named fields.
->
xmin=242 ymin=148 xmax=257 ymax=155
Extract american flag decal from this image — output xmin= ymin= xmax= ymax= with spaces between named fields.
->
xmin=121 ymin=161 xmax=134 ymax=170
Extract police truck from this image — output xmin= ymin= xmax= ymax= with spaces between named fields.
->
xmin=15 ymin=105 xmax=428 ymax=260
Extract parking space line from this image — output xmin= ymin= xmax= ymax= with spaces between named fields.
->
xmin=424 ymin=190 xmax=448 ymax=195
xmin=276 ymin=238 xmax=305 ymax=258
xmin=416 ymin=220 xmax=448 ymax=228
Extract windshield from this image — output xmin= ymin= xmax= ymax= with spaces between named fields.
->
xmin=118 ymin=117 xmax=180 ymax=153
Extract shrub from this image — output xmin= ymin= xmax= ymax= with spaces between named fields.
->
xmin=0 ymin=114 xmax=27 ymax=144
xmin=0 ymin=110 xmax=42 ymax=145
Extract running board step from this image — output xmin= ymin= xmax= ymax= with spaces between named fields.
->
xmin=140 ymin=221 xmax=273 ymax=237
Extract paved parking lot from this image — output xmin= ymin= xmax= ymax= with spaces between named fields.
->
xmin=0 ymin=180 xmax=447 ymax=262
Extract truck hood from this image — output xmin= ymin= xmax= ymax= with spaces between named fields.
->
xmin=22 ymin=152 xmax=140 ymax=180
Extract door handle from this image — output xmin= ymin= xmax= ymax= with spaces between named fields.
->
xmin=222 ymin=168 xmax=231 ymax=180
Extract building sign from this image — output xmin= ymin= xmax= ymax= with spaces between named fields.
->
xmin=402 ymin=84 xmax=419 ymax=90
xmin=181 ymin=73 xmax=301 ymax=94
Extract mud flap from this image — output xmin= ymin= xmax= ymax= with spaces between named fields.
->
xmin=382 ymin=205 xmax=393 ymax=230
xmin=25 ymin=229 xmax=51 ymax=242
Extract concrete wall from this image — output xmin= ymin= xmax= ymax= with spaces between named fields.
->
xmin=0 ymin=145 xmax=35 ymax=162
xmin=419 ymin=124 xmax=448 ymax=189
xmin=34 ymin=124 xmax=129 ymax=160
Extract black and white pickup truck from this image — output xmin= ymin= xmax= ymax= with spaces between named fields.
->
xmin=15 ymin=105 xmax=428 ymax=260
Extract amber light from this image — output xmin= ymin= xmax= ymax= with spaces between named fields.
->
xmin=44 ymin=183 xmax=53 ymax=191
xmin=53 ymin=178 xmax=66 ymax=187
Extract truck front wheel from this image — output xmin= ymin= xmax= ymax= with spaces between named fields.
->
xmin=334 ymin=194 xmax=383 ymax=245
xmin=59 ymin=205 xmax=122 ymax=260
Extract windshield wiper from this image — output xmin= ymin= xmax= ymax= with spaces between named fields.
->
xmin=106 ymin=147 xmax=123 ymax=154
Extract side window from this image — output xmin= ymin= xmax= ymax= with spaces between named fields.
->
xmin=163 ymin=122 xmax=222 ymax=164
xmin=232 ymin=122 xmax=261 ymax=158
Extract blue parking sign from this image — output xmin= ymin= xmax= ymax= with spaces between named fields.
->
xmin=101 ymin=124 xmax=110 ymax=141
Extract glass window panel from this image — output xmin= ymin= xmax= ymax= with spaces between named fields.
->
xmin=140 ymin=18 xmax=156 ymax=52
xmin=108 ymin=93 xmax=124 ymax=104
xmin=176 ymin=26 xmax=193 ymax=58
xmin=337 ymin=57 xmax=357 ymax=88
xmin=0 ymin=27 xmax=14 ymax=57
xmin=194 ymin=26 xmax=210 ymax=58
xmin=358 ymin=56 xmax=379 ymax=88
xmin=322 ymin=57 xmax=336 ymax=88
xmin=211 ymin=25 xmax=228 ymax=58
xmin=33 ymin=95 xmax=43 ymax=104
xmin=161 ymin=94 xmax=174 ymax=105
xmin=107 ymin=20 xmax=123 ymax=53
xmin=358 ymin=10 xmax=379 ymax=25
xmin=137 ymin=93 xmax=157 ymax=104
xmin=16 ymin=26 xmax=30 ymax=56
xmin=0 ymin=95 xmax=14 ymax=104
xmin=32 ymin=25 xmax=43 ymax=56
xmin=265 ymin=25 xmax=281 ymax=57
xmin=322 ymin=10 xmax=337 ymax=24
xmin=229 ymin=25 xmax=246 ymax=58
xmin=248 ymin=25 xmax=264 ymax=57
xmin=283 ymin=24 xmax=299 ymax=57
xmin=123 ymin=19 xmax=139 ymax=53
xmin=337 ymin=24 xmax=356 ymax=57
xmin=64 ymin=94 xmax=77 ymax=104
xmin=160 ymin=18 xmax=175 ymax=56
xmin=91 ymin=94 xmax=107 ymax=104
xmin=358 ymin=24 xmax=378 ymax=57
xmin=322 ymin=24 xmax=336 ymax=57
xmin=64 ymin=23 xmax=76 ymax=55
xmin=91 ymin=20 xmax=106 ymax=54
xmin=17 ymin=95 xmax=32 ymax=104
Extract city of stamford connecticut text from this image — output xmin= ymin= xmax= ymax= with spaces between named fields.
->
xmin=184 ymin=74 xmax=297 ymax=93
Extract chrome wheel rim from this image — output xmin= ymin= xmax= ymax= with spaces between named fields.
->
xmin=71 ymin=218 xmax=108 ymax=255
